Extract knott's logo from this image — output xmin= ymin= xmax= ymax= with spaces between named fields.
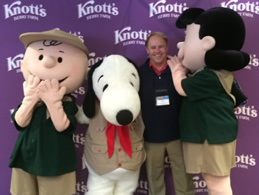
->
xmin=235 ymin=154 xmax=256 ymax=169
xmin=88 ymin=52 xmax=106 ymax=67
xmin=114 ymin=26 xmax=151 ymax=46
xmin=7 ymin=53 xmax=23 ymax=72
xmin=149 ymin=0 xmax=188 ymax=18
xmin=75 ymin=180 xmax=88 ymax=193
xmin=77 ymin=0 xmax=119 ymax=19
xmin=4 ymin=1 xmax=47 ymax=20
xmin=192 ymin=175 xmax=208 ymax=193
xmin=68 ymin=31 xmax=85 ymax=43
xmin=135 ymin=179 xmax=148 ymax=194
xmin=245 ymin=53 xmax=259 ymax=70
xmin=235 ymin=105 xmax=258 ymax=121
xmin=221 ymin=0 xmax=259 ymax=17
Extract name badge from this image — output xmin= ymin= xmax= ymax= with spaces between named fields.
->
xmin=156 ymin=95 xmax=170 ymax=106
xmin=155 ymin=88 xmax=170 ymax=106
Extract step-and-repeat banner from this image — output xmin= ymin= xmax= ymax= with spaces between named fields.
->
xmin=1 ymin=0 xmax=258 ymax=194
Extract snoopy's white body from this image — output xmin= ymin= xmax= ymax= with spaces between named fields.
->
xmin=83 ymin=55 xmax=145 ymax=195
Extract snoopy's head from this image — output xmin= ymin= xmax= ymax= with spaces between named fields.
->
xmin=83 ymin=54 xmax=140 ymax=126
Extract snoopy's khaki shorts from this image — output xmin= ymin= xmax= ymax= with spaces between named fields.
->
xmin=10 ymin=168 xmax=76 ymax=195
xmin=183 ymin=140 xmax=236 ymax=176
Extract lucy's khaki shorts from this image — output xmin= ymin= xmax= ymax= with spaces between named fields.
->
xmin=183 ymin=140 xmax=236 ymax=176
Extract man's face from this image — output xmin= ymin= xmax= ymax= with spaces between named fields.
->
xmin=146 ymin=35 xmax=168 ymax=67
xmin=21 ymin=40 xmax=88 ymax=93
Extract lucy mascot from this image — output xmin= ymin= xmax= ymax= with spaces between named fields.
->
xmin=80 ymin=54 xmax=145 ymax=195
xmin=167 ymin=7 xmax=249 ymax=195
xmin=9 ymin=29 xmax=89 ymax=195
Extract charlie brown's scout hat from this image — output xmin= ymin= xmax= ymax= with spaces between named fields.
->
xmin=19 ymin=29 xmax=89 ymax=56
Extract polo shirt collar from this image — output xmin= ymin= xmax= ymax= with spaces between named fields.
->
xmin=149 ymin=61 xmax=168 ymax=76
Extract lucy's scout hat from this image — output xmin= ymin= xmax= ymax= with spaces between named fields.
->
xmin=19 ymin=29 xmax=89 ymax=56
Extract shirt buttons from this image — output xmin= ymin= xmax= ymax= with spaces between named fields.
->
xmin=118 ymin=163 xmax=122 ymax=167
xmin=118 ymin=148 xmax=122 ymax=152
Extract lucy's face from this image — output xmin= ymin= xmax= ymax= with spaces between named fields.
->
xmin=177 ymin=24 xmax=207 ymax=73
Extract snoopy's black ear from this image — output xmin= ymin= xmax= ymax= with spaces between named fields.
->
xmin=82 ymin=59 xmax=103 ymax=118
xmin=125 ymin=57 xmax=136 ymax=67
xmin=125 ymin=57 xmax=139 ymax=75
xmin=82 ymin=86 xmax=96 ymax=118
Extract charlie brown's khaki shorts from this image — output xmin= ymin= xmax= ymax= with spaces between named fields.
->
xmin=10 ymin=168 xmax=76 ymax=195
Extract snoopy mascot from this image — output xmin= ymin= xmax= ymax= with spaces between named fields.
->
xmin=81 ymin=54 xmax=146 ymax=195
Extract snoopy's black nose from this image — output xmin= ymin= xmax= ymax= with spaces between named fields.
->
xmin=116 ymin=110 xmax=133 ymax=126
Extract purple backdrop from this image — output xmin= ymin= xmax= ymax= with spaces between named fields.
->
xmin=1 ymin=0 xmax=258 ymax=194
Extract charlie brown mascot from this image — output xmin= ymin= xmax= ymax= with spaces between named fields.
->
xmin=168 ymin=7 xmax=249 ymax=195
xmin=9 ymin=29 xmax=89 ymax=195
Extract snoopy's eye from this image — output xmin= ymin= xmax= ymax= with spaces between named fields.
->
xmin=130 ymin=72 xmax=137 ymax=87
xmin=39 ymin=55 xmax=43 ymax=61
xmin=103 ymin=84 xmax=108 ymax=92
xmin=57 ymin=57 xmax=63 ymax=63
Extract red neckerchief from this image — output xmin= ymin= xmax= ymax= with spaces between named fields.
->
xmin=106 ymin=122 xmax=132 ymax=158
xmin=149 ymin=61 xmax=168 ymax=76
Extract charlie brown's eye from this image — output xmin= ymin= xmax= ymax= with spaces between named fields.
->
xmin=57 ymin=57 xmax=63 ymax=63
xmin=39 ymin=55 xmax=43 ymax=61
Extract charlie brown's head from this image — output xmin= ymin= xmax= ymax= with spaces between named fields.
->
xmin=20 ymin=29 xmax=89 ymax=94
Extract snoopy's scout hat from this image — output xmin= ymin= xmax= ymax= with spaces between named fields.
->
xmin=19 ymin=29 xmax=89 ymax=55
